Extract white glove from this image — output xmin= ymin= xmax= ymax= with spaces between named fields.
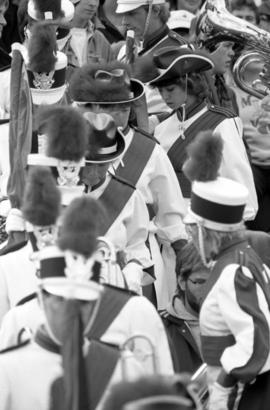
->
xmin=122 ymin=262 xmax=143 ymax=294
xmin=208 ymin=382 xmax=235 ymax=410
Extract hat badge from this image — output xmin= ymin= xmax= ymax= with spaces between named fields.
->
xmin=33 ymin=225 xmax=58 ymax=250
xmin=57 ymin=161 xmax=81 ymax=187
xmin=33 ymin=70 xmax=55 ymax=90
xmin=64 ymin=250 xmax=95 ymax=282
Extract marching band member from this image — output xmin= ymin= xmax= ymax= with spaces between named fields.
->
xmin=116 ymin=0 xmax=187 ymax=114
xmin=69 ymin=61 xmax=187 ymax=307
xmin=147 ymin=46 xmax=258 ymax=221
xmin=183 ymin=130 xmax=270 ymax=410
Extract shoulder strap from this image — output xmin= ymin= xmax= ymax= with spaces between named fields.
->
xmin=167 ymin=108 xmax=234 ymax=197
xmin=98 ymin=176 xmax=135 ymax=235
xmin=86 ymin=285 xmax=135 ymax=340
xmin=86 ymin=340 xmax=120 ymax=410
xmin=115 ymin=130 xmax=156 ymax=186
xmin=0 ymin=339 xmax=30 ymax=354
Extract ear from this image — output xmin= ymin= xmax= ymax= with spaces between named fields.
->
xmin=178 ymin=276 xmax=186 ymax=292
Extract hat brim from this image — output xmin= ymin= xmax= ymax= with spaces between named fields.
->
xmin=149 ymin=54 xmax=214 ymax=86
xmin=74 ymin=79 xmax=145 ymax=106
xmin=116 ymin=4 xmax=141 ymax=13
xmin=184 ymin=208 xmax=245 ymax=232
xmin=39 ymin=277 xmax=103 ymax=301
xmin=85 ymin=129 xmax=125 ymax=164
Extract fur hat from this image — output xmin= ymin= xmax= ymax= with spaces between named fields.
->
xmin=28 ymin=22 xmax=57 ymax=73
xmin=70 ymin=61 xmax=144 ymax=105
xmin=35 ymin=106 xmax=88 ymax=162
xmin=22 ymin=166 xmax=61 ymax=226
xmin=58 ymin=196 xmax=108 ymax=258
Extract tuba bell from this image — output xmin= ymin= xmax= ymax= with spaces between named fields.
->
xmin=196 ymin=0 xmax=270 ymax=99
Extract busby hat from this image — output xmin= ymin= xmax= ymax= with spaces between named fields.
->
xmin=70 ymin=61 xmax=145 ymax=105
xmin=116 ymin=0 xmax=165 ymax=14
xmin=28 ymin=0 xmax=74 ymax=22
xmin=83 ymin=112 xmax=125 ymax=164
xmin=26 ymin=22 xmax=67 ymax=105
xmin=22 ymin=167 xmax=61 ymax=248
xmin=123 ymin=395 xmax=193 ymax=410
xmin=148 ymin=46 xmax=214 ymax=87
xmin=183 ymin=131 xmax=248 ymax=231
xmin=38 ymin=245 xmax=103 ymax=301
xmin=28 ymin=106 xmax=88 ymax=205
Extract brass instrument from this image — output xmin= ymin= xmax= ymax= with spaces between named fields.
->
xmin=197 ymin=0 xmax=270 ymax=98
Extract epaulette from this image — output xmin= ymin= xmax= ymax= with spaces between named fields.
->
xmin=0 ymin=239 xmax=28 ymax=257
xmin=131 ymin=125 xmax=159 ymax=144
xmin=208 ymin=105 xmax=236 ymax=119
xmin=16 ymin=292 xmax=37 ymax=307
xmin=109 ymin=173 xmax=136 ymax=190
xmin=0 ymin=338 xmax=31 ymax=354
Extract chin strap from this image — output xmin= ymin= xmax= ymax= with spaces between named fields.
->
xmin=197 ymin=223 xmax=213 ymax=269
xmin=141 ymin=0 xmax=154 ymax=47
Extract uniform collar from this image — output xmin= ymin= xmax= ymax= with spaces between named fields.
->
xmin=142 ymin=25 xmax=169 ymax=53
xmin=176 ymin=100 xmax=207 ymax=122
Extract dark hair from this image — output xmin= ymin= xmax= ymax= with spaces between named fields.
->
xmin=175 ymin=242 xmax=205 ymax=283
xmin=157 ymin=72 xmax=209 ymax=101
xmin=230 ymin=0 xmax=259 ymax=24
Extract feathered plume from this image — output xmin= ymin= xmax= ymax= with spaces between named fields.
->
xmin=58 ymin=197 xmax=108 ymax=258
xmin=28 ymin=21 xmax=57 ymax=73
xmin=183 ymin=130 xmax=224 ymax=182
xmin=22 ymin=166 xmax=61 ymax=226
xmin=69 ymin=61 xmax=132 ymax=103
xmin=36 ymin=106 xmax=88 ymax=162
xmin=33 ymin=0 xmax=63 ymax=19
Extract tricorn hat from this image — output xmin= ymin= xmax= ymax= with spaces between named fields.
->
xmin=70 ymin=61 xmax=145 ymax=105
xmin=148 ymin=46 xmax=214 ymax=87
xmin=83 ymin=112 xmax=125 ymax=163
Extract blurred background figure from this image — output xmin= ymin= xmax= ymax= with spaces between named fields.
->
xmin=168 ymin=0 xmax=203 ymax=14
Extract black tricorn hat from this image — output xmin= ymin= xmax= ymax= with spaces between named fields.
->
xmin=148 ymin=46 xmax=214 ymax=87
xmin=70 ymin=61 xmax=145 ymax=105
xmin=83 ymin=112 xmax=125 ymax=163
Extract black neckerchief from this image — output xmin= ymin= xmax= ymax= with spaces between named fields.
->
xmin=35 ymin=325 xmax=61 ymax=354
xmin=0 ymin=47 xmax=11 ymax=72
xmin=176 ymin=100 xmax=206 ymax=122
xmin=142 ymin=25 xmax=169 ymax=54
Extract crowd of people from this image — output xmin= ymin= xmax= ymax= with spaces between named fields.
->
xmin=1 ymin=0 xmax=270 ymax=409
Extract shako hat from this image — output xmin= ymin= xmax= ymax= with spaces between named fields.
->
xmin=28 ymin=0 xmax=74 ymax=22
xmin=116 ymin=0 xmax=166 ymax=14
xmin=22 ymin=166 xmax=61 ymax=249
xmin=70 ymin=61 xmax=145 ymax=105
xmin=22 ymin=22 xmax=68 ymax=105
xmin=148 ymin=46 xmax=214 ymax=87
xmin=83 ymin=112 xmax=125 ymax=164
xmin=28 ymin=106 xmax=88 ymax=205
xmin=38 ymin=245 xmax=103 ymax=301
xmin=168 ymin=10 xmax=195 ymax=30
xmin=183 ymin=131 xmax=249 ymax=231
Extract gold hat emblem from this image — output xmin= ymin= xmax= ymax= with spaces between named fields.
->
xmin=33 ymin=71 xmax=55 ymax=90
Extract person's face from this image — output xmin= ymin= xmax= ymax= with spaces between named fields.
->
xmin=232 ymin=6 xmax=257 ymax=24
xmin=0 ymin=1 xmax=8 ymax=38
xmin=81 ymin=163 xmax=110 ymax=188
xmin=210 ymin=41 xmax=235 ymax=74
xmin=75 ymin=0 xmax=100 ymax=21
xmin=182 ymin=269 xmax=210 ymax=314
xmin=92 ymin=104 xmax=131 ymax=128
xmin=259 ymin=14 xmax=270 ymax=32
xmin=158 ymin=83 xmax=186 ymax=110
xmin=176 ymin=0 xmax=202 ymax=14
xmin=121 ymin=6 xmax=149 ymax=40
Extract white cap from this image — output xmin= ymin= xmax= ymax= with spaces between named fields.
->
xmin=168 ymin=10 xmax=195 ymax=30
xmin=184 ymin=177 xmax=249 ymax=231
xmin=116 ymin=0 xmax=165 ymax=14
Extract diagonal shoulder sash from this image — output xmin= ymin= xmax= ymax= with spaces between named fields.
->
xmin=98 ymin=175 xmax=135 ymax=235
xmin=115 ymin=131 xmax=156 ymax=186
xmin=167 ymin=107 xmax=235 ymax=198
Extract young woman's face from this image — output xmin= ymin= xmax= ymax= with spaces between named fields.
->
xmin=81 ymin=163 xmax=110 ymax=189
xmin=158 ymin=83 xmax=186 ymax=110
